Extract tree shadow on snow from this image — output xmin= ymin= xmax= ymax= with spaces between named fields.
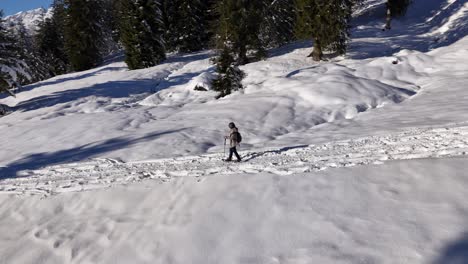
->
xmin=10 ymin=51 xmax=216 ymax=112
xmin=164 ymin=51 xmax=213 ymax=64
xmin=1 ymin=51 xmax=214 ymax=103
xmin=267 ymin=41 xmax=313 ymax=58
xmin=0 ymin=128 xmax=187 ymax=180
xmin=13 ymin=78 xmax=160 ymax=112
xmin=0 ymin=66 xmax=127 ymax=101
xmin=433 ymin=233 xmax=468 ymax=264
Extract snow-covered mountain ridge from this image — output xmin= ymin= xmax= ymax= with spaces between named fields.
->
xmin=4 ymin=7 xmax=53 ymax=34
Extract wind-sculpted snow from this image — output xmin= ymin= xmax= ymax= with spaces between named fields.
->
xmin=1 ymin=125 xmax=467 ymax=197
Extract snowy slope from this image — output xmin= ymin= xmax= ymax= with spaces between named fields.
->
xmin=1 ymin=157 xmax=468 ymax=264
xmin=4 ymin=8 xmax=53 ymax=35
xmin=1 ymin=0 xmax=468 ymax=263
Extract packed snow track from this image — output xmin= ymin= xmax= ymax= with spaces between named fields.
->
xmin=1 ymin=124 xmax=467 ymax=196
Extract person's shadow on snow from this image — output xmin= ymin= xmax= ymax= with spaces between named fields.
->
xmin=433 ymin=233 xmax=468 ymax=264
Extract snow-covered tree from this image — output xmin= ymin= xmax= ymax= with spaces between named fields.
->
xmin=35 ymin=0 xmax=69 ymax=76
xmin=261 ymin=0 xmax=296 ymax=47
xmin=211 ymin=0 xmax=264 ymax=98
xmin=99 ymin=0 xmax=121 ymax=56
xmin=215 ymin=0 xmax=266 ymax=65
xmin=212 ymin=46 xmax=245 ymax=99
xmin=0 ymin=10 xmax=30 ymax=96
xmin=161 ymin=0 xmax=213 ymax=52
xmin=294 ymin=0 xmax=354 ymax=61
xmin=118 ymin=0 xmax=166 ymax=70
xmin=174 ymin=0 xmax=206 ymax=52
xmin=64 ymin=0 xmax=104 ymax=71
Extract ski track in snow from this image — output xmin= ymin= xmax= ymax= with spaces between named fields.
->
xmin=1 ymin=125 xmax=468 ymax=197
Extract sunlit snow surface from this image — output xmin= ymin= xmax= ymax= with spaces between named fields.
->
xmin=0 ymin=0 xmax=468 ymax=263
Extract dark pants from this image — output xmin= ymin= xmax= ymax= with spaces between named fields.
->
xmin=228 ymin=147 xmax=241 ymax=161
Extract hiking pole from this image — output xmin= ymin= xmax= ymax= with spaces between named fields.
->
xmin=224 ymin=138 xmax=227 ymax=159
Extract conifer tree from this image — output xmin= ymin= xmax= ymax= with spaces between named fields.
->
xmin=161 ymin=0 xmax=180 ymax=51
xmin=99 ymin=0 xmax=121 ymax=55
xmin=0 ymin=10 xmax=27 ymax=95
xmin=175 ymin=0 xmax=206 ymax=52
xmin=161 ymin=0 xmax=212 ymax=52
xmin=261 ymin=0 xmax=296 ymax=47
xmin=11 ymin=21 xmax=49 ymax=83
xmin=294 ymin=0 xmax=354 ymax=61
xmin=35 ymin=0 xmax=69 ymax=76
xmin=64 ymin=0 xmax=104 ymax=71
xmin=212 ymin=0 xmax=266 ymax=98
xmin=212 ymin=46 xmax=245 ymax=99
xmin=215 ymin=0 xmax=266 ymax=65
xmin=384 ymin=0 xmax=411 ymax=30
xmin=201 ymin=0 xmax=219 ymax=45
xmin=118 ymin=0 xmax=166 ymax=70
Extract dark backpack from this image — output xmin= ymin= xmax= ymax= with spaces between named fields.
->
xmin=234 ymin=131 xmax=242 ymax=143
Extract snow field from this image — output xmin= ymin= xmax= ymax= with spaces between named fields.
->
xmin=1 ymin=124 xmax=467 ymax=196
xmin=0 ymin=0 xmax=468 ymax=263
xmin=1 ymin=157 xmax=468 ymax=264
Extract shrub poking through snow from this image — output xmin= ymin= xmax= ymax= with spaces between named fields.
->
xmin=194 ymin=85 xmax=208 ymax=92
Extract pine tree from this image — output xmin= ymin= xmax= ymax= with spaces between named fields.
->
xmin=118 ymin=0 xmax=166 ymax=70
xmin=175 ymin=0 xmax=206 ymax=52
xmin=161 ymin=0 xmax=212 ymax=52
xmin=64 ymin=0 xmax=104 ymax=71
xmin=35 ymin=0 xmax=69 ymax=76
xmin=99 ymin=0 xmax=121 ymax=55
xmin=12 ymin=21 xmax=49 ymax=83
xmin=161 ymin=0 xmax=179 ymax=51
xmin=201 ymin=0 xmax=219 ymax=45
xmin=212 ymin=46 xmax=245 ymax=99
xmin=261 ymin=0 xmax=296 ymax=47
xmin=215 ymin=0 xmax=266 ymax=65
xmin=384 ymin=0 xmax=411 ymax=30
xmin=212 ymin=0 xmax=267 ymax=98
xmin=0 ymin=12 xmax=15 ymax=95
xmin=0 ymin=10 xmax=28 ymax=95
xmin=294 ymin=0 xmax=354 ymax=61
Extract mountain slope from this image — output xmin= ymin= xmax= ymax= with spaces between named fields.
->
xmin=0 ymin=0 xmax=468 ymax=264
xmin=4 ymin=7 xmax=53 ymax=35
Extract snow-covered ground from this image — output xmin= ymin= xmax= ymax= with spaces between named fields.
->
xmin=1 ymin=124 xmax=468 ymax=196
xmin=1 ymin=0 xmax=468 ymax=263
xmin=1 ymin=157 xmax=468 ymax=264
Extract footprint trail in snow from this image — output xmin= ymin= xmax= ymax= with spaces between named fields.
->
xmin=1 ymin=125 xmax=468 ymax=196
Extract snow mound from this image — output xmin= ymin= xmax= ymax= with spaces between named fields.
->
xmin=139 ymin=55 xmax=217 ymax=107
xmin=139 ymin=44 xmax=417 ymax=142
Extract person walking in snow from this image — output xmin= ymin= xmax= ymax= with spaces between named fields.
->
xmin=224 ymin=122 xmax=242 ymax=162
